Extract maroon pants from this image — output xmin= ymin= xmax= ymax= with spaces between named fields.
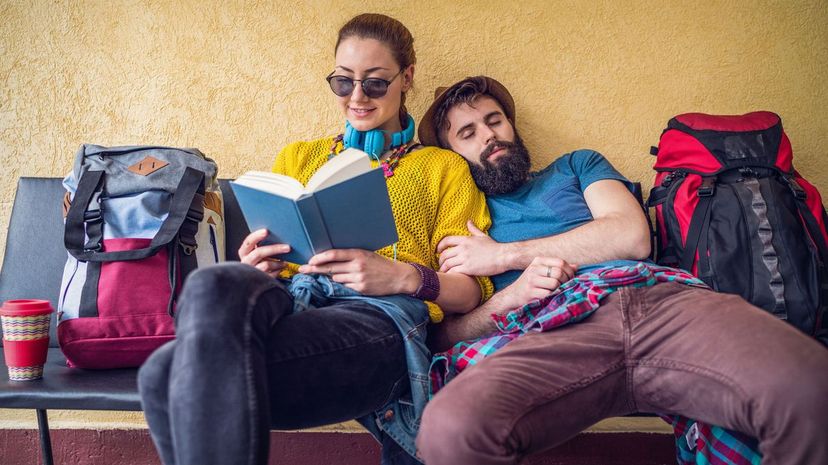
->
xmin=417 ymin=282 xmax=828 ymax=465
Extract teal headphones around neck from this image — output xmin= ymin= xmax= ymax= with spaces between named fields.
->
xmin=343 ymin=114 xmax=416 ymax=160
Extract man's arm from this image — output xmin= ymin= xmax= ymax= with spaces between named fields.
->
xmin=428 ymin=257 xmax=576 ymax=352
xmin=430 ymin=179 xmax=650 ymax=351
xmin=437 ymin=179 xmax=651 ymax=276
xmin=428 ymin=293 xmax=510 ymax=353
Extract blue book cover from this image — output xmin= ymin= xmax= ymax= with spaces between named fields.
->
xmin=229 ymin=150 xmax=398 ymax=264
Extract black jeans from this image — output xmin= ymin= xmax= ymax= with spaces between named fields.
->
xmin=138 ymin=263 xmax=409 ymax=465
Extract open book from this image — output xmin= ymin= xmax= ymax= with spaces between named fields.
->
xmin=229 ymin=148 xmax=399 ymax=264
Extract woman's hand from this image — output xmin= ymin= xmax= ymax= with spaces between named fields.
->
xmin=298 ymin=249 xmax=418 ymax=296
xmin=495 ymin=257 xmax=577 ymax=312
xmin=238 ymin=228 xmax=291 ymax=278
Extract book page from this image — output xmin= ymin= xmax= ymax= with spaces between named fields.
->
xmin=305 ymin=148 xmax=372 ymax=192
xmin=233 ymin=171 xmax=305 ymax=199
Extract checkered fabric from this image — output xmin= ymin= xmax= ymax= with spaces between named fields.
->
xmin=664 ymin=415 xmax=762 ymax=465
xmin=429 ymin=262 xmax=705 ymax=392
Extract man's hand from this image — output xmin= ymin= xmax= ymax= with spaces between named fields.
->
xmin=437 ymin=220 xmax=508 ymax=276
xmin=494 ymin=257 xmax=577 ymax=313
xmin=238 ymin=229 xmax=291 ymax=278
xmin=298 ymin=249 xmax=418 ymax=296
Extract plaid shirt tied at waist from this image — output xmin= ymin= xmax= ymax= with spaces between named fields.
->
xmin=429 ymin=262 xmax=706 ymax=393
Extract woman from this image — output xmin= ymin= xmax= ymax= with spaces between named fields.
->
xmin=138 ymin=13 xmax=492 ymax=465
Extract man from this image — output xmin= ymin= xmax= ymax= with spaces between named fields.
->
xmin=414 ymin=76 xmax=828 ymax=465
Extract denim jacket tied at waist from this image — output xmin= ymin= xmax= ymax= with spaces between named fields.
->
xmin=288 ymin=273 xmax=431 ymax=463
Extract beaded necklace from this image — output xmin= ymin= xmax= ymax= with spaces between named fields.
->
xmin=328 ymin=134 xmax=414 ymax=178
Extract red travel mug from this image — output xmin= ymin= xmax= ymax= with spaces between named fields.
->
xmin=1 ymin=299 xmax=54 ymax=381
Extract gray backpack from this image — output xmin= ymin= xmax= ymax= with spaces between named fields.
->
xmin=58 ymin=145 xmax=225 ymax=368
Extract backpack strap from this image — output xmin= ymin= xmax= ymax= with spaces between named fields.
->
xmin=785 ymin=175 xmax=828 ymax=341
xmin=78 ymin=261 xmax=102 ymax=318
xmin=696 ymin=206 xmax=713 ymax=285
xmin=647 ymin=185 xmax=670 ymax=264
xmin=65 ymin=169 xmax=106 ymax=254
xmin=819 ymin=206 xmax=828 ymax=346
xmin=166 ymin=183 xmax=206 ymax=316
xmin=170 ymin=183 xmax=207 ymax=315
xmin=65 ymin=167 xmax=205 ymax=262
xmin=783 ymin=175 xmax=828 ymax=268
xmin=167 ymin=240 xmax=180 ymax=316
xmin=646 ymin=185 xmax=668 ymax=207
xmin=679 ymin=176 xmax=716 ymax=273
xmin=178 ymin=187 xmax=205 ymax=256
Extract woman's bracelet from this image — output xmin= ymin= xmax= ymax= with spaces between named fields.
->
xmin=409 ymin=263 xmax=440 ymax=301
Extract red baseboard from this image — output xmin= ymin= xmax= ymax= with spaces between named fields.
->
xmin=0 ymin=429 xmax=675 ymax=464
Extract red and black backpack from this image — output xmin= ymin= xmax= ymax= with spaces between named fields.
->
xmin=648 ymin=111 xmax=828 ymax=345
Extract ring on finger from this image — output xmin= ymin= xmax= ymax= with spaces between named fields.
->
xmin=545 ymin=266 xmax=552 ymax=278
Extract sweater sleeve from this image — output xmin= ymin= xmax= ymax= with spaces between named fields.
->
xmin=430 ymin=151 xmax=495 ymax=306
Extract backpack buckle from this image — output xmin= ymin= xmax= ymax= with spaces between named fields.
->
xmin=180 ymin=243 xmax=197 ymax=256
xmin=784 ymin=176 xmax=807 ymax=200
xmin=185 ymin=207 xmax=204 ymax=224
xmin=83 ymin=209 xmax=102 ymax=223
xmin=179 ymin=236 xmax=198 ymax=256
xmin=697 ymin=177 xmax=716 ymax=197
xmin=82 ymin=207 xmax=103 ymax=252
xmin=83 ymin=242 xmax=102 ymax=253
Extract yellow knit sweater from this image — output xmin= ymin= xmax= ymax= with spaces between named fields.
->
xmin=271 ymin=136 xmax=494 ymax=322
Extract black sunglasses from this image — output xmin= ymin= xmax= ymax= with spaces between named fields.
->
xmin=326 ymin=70 xmax=403 ymax=99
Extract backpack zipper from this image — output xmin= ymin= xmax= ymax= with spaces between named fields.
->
xmin=209 ymin=224 xmax=219 ymax=263
xmin=661 ymin=169 xmax=687 ymax=189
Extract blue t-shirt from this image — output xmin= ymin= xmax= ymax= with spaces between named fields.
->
xmin=487 ymin=149 xmax=642 ymax=290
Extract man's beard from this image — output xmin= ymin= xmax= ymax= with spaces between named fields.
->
xmin=468 ymin=136 xmax=532 ymax=195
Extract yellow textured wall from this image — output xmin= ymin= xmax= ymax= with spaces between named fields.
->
xmin=1 ymin=0 xmax=827 ymax=427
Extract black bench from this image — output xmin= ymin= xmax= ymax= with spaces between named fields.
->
xmin=0 ymin=177 xmax=250 ymax=465
xmin=1 ymin=178 xmax=660 ymax=465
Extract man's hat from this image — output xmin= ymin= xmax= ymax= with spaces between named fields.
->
xmin=418 ymin=76 xmax=516 ymax=148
